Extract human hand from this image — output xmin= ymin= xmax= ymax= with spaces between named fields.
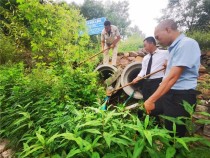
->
xmin=110 ymin=44 xmax=115 ymax=48
xmin=132 ymin=77 xmax=140 ymax=84
xmin=162 ymin=60 xmax=167 ymax=68
xmin=144 ymin=99 xmax=155 ymax=114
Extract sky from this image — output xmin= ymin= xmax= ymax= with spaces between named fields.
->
xmin=63 ymin=0 xmax=168 ymax=37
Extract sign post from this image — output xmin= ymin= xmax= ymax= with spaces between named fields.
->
xmin=86 ymin=17 xmax=106 ymax=35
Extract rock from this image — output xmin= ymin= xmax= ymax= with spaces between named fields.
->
xmin=207 ymin=59 xmax=210 ymax=66
xmin=193 ymin=113 xmax=209 ymax=120
xmin=129 ymin=51 xmax=138 ymax=57
xmin=201 ymin=51 xmax=207 ymax=56
xmin=203 ymin=124 xmax=210 ymax=137
xmin=134 ymin=56 xmax=143 ymax=62
xmin=124 ymin=52 xmax=129 ymax=57
xmin=127 ymin=57 xmax=136 ymax=61
xmin=119 ymin=58 xmax=129 ymax=67
xmin=199 ymin=64 xmax=207 ymax=73
xmin=0 ymin=140 xmax=9 ymax=153
xmin=1 ymin=149 xmax=13 ymax=158
xmin=206 ymin=51 xmax=210 ymax=57
xmin=201 ymin=89 xmax=210 ymax=100
xmin=137 ymin=49 xmax=146 ymax=57
xmin=195 ymin=105 xmax=208 ymax=112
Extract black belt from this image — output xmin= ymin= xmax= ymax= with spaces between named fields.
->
xmin=144 ymin=77 xmax=162 ymax=82
xmin=168 ymin=89 xmax=201 ymax=95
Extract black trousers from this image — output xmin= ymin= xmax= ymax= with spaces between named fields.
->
xmin=142 ymin=78 xmax=163 ymax=101
xmin=151 ymin=89 xmax=197 ymax=137
xmin=137 ymin=78 xmax=162 ymax=119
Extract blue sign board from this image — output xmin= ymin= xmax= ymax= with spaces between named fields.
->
xmin=86 ymin=17 xmax=106 ymax=35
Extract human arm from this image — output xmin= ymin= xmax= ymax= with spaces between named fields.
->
xmin=132 ymin=57 xmax=146 ymax=84
xmin=110 ymin=35 xmax=121 ymax=48
xmin=144 ymin=66 xmax=184 ymax=114
xmin=101 ymin=40 xmax=105 ymax=51
xmin=132 ymin=76 xmax=142 ymax=84
xmin=110 ymin=26 xmax=121 ymax=48
xmin=101 ymin=31 xmax=105 ymax=51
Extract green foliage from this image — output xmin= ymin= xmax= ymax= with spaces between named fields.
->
xmin=186 ymin=30 xmax=210 ymax=51
xmin=79 ymin=0 xmax=131 ymax=38
xmin=0 ymin=29 xmax=17 ymax=64
xmin=104 ymin=0 xmax=131 ymax=37
xmin=1 ymin=69 xmax=210 ymax=158
xmin=0 ymin=0 xmax=89 ymax=66
xmin=118 ymin=34 xmax=143 ymax=52
xmin=80 ymin=0 xmax=105 ymax=20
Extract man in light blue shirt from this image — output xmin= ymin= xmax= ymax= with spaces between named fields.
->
xmin=165 ymin=34 xmax=200 ymax=90
xmin=144 ymin=19 xmax=201 ymax=137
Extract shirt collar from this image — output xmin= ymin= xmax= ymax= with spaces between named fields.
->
xmin=150 ymin=48 xmax=159 ymax=55
xmin=168 ymin=34 xmax=185 ymax=52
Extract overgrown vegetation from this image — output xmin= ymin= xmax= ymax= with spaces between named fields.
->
xmin=0 ymin=0 xmax=210 ymax=157
xmin=119 ymin=34 xmax=144 ymax=52
xmin=160 ymin=0 xmax=210 ymax=50
xmin=1 ymin=67 xmax=210 ymax=157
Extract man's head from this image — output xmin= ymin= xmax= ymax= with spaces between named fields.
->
xmin=104 ymin=20 xmax=111 ymax=32
xmin=143 ymin=36 xmax=157 ymax=53
xmin=154 ymin=19 xmax=179 ymax=47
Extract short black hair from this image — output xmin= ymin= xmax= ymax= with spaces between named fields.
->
xmin=144 ymin=36 xmax=156 ymax=45
xmin=104 ymin=20 xmax=111 ymax=26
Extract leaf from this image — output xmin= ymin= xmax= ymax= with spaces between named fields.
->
xmin=176 ymin=138 xmax=189 ymax=151
xmin=83 ymin=129 xmax=101 ymax=135
xmin=46 ymin=133 xmax=62 ymax=145
xmin=144 ymin=115 xmax=149 ymax=129
xmin=60 ymin=133 xmax=82 ymax=148
xmin=22 ymin=145 xmax=43 ymax=157
xmin=195 ymin=119 xmax=210 ymax=124
xmin=36 ymin=132 xmax=45 ymax=146
xmin=91 ymin=152 xmax=100 ymax=158
xmin=52 ymin=154 xmax=61 ymax=158
xmin=103 ymin=132 xmax=115 ymax=148
xmin=18 ymin=112 xmax=31 ymax=118
xmin=92 ymin=136 xmax=102 ymax=148
xmin=166 ymin=146 xmax=176 ymax=158
xmin=182 ymin=100 xmax=195 ymax=115
xmin=146 ymin=146 xmax=159 ymax=158
xmin=78 ymin=120 xmax=102 ymax=128
xmin=112 ymin=137 xmax=130 ymax=146
xmin=160 ymin=115 xmax=185 ymax=125
xmin=143 ymin=130 xmax=153 ymax=146
xmin=66 ymin=148 xmax=81 ymax=158
xmin=132 ymin=139 xmax=145 ymax=158
xmin=197 ymin=112 xmax=210 ymax=117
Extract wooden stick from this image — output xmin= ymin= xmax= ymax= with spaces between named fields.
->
xmin=109 ymin=67 xmax=165 ymax=94
xmin=77 ymin=47 xmax=111 ymax=66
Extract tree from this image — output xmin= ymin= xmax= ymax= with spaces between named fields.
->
xmin=193 ymin=0 xmax=210 ymax=31
xmin=79 ymin=0 xmax=131 ymax=38
xmin=160 ymin=0 xmax=203 ymax=31
xmin=126 ymin=25 xmax=145 ymax=39
xmin=104 ymin=0 xmax=131 ymax=38
xmin=80 ymin=0 xmax=105 ymax=20
xmin=158 ymin=0 xmax=210 ymax=50
xmin=0 ymin=0 xmax=89 ymax=66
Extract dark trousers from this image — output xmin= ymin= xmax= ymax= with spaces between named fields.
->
xmin=151 ymin=89 xmax=197 ymax=137
xmin=137 ymin=78 xmax=162 ymax=119
xmin=142 ymin=78 xmax=163 ymax=101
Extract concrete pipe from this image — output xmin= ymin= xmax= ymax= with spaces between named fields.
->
xmin=94 ymin=64 xmax=121 ymax=91
xmin=120 ymin=61 xmax=143 ymax=99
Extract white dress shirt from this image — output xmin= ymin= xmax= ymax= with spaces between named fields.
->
xmin=138 ymin=49 xmax=169 ymax=79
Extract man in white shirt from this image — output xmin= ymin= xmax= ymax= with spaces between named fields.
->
xmin=101 ymin=21 xmax=121 ymax=66
xmin=132 ymin=36 xmax=169 ymax=101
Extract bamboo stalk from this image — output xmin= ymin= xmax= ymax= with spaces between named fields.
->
xmin=77 ymin=47 xmax=111 ymax=66
xmin=108 ymin=67 xmax=165 ymax=95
